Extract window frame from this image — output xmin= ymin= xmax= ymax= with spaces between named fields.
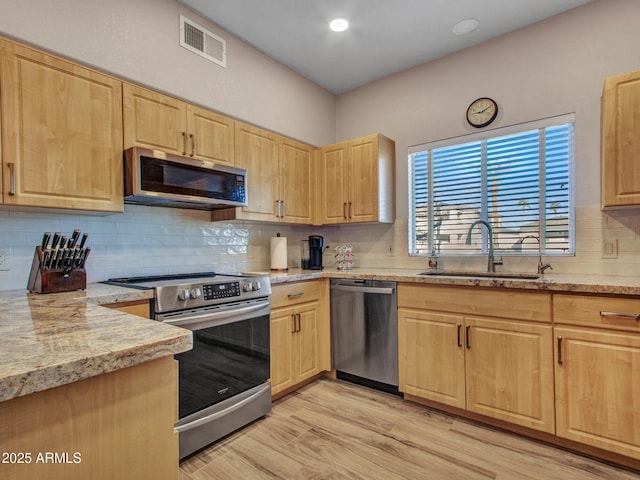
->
xmin=408 ymin=114 xmax=576 ymax=257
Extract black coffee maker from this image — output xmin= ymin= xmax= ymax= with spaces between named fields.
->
xmin=308 ymin=235 xmax=324 ymax=270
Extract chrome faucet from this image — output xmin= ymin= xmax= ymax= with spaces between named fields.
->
xmin=521 ymin=235 xmax=553 ymax=275
xmin=465 ymin=220 xmax=503 ymax=272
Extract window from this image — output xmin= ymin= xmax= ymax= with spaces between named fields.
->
xmin=409 ymin=115 xmax=574 ymax=256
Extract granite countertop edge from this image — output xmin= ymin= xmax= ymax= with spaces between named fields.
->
xmin=269 ymin=268 xmax=640 ymax=295
xmin=3 ymin=268 xmax=639 ymax=403
xmin=0 ymin=284 xmax=191 ymax=403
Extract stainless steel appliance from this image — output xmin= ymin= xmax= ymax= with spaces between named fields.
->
xmin=124 ymin=147 xmax=247 ymax=210
xmin=104 ymin=272 xmax=271 ymax=459
xmin=330 ymin=279 xmax=398 ymax=394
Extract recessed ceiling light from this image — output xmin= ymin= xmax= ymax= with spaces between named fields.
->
xmin=329 ymin=18 xmax=349 ymax=32
xmin=452 ymin=18 xmax=479 ymax=36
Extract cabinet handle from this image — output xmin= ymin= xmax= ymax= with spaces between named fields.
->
xmin=296 ymin=313 xmax=301 ymax=333
xmin=343 ymin=202 xmax=347 ymax=219
xmin=599 ymin=311 xmax=640 ymax=321
xmin=291 ymin=314 xmax=296 ymax=333
xmin=288 ymin=292 xmax=304 ymax=299
xmin=281 ymin=201 xmax=286 ymax=218
xmin=182 ymin=132 xmax=187 ymax=155
xmin=457 ymin=324 xmax=462 ymax=348
xmin=465 ymin=325 xmax=471 ymax=349
xmin=557 ymin=336 xmax=563 ymax=365
xmin=189 ymin=133 xmax=195 ymax=157
xmin=8 ymin=162 xmax=16 ymax=196
xmin=349 ymin=202 xmax=352 ymax=219
xmin=276 ymin=200 xmax=281 ymax=217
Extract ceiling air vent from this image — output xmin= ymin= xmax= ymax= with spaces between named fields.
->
xmin=180 ymin=15 xmax=226 ymax=67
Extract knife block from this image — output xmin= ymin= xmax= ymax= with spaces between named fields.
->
xmin=27 ymin=246 xmax=87 ymax=294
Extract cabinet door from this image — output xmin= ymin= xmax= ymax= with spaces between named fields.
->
xmin=295 ymin=301 xmax=320 ymax=381
xmin=187 ymin=105 xmax=234 ymax=165
xmin=123 ymin=83 xmax=187 ymax=154
xmin=279 ymin=137 xmax=314 ymax=224
xmin=555 ymin=326 xmax=640 ymax=459
xmin=602 ymin=70 xmax=640 ymax=208
xmin=320 ymin=143 xmax=349 ymax=224
xmin=465 ymin=317 xmax=555 ymax=434
xmin=348 ymin=135 xmax=378 ymax=223
xmin=270 ymin=306 xmax=296 ymax=395
xmin=398 ymin=308 xmax=465 ymax=408
xmin=233 ymin=122 xmax=278 ymax=221
xmin=1 ymin=41 xmax=123 ymax=212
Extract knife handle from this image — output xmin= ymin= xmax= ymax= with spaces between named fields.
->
xmin=51 ymin=232 xmax=61 ymax=250
xmin=41 ymin=232 xmax=51 ymax=250
xmin=80 ymin=247 xmax=91 ymax=269
xmin=78 ymin=233 xmax=88 ymax=249
xmin=69 ymin=229 xmax=80 ymax=248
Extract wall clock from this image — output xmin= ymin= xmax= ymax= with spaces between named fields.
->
xmin=466 ymin=97 xmax=498 ymax=128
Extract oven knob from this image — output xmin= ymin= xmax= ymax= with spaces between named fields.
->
xmin=242 ymin=282 xmax=252 ymax=292
xmin=190 ymin=288 xmax=202 ymax=299
xmin=252 ymin=280 xmax=261 ymax=291
xmin=178 ymin=289 xmax=190 ymax=301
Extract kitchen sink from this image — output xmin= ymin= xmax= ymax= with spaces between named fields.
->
xmin=417 ymin=270 xmax=542 ymax=280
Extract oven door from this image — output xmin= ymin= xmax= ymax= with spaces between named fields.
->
xmin=157 ymin=298 xmax=270 ymax=419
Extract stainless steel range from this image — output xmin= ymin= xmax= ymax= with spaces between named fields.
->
xmin=105 ymin=272 xmax=272 ymax=459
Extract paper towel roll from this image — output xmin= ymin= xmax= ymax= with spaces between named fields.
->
xmin=270 ymin=235 xmax=288 ymax=271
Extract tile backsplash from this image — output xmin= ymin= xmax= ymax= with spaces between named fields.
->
xmin=1 ymin=204 xmax=639 ymax=291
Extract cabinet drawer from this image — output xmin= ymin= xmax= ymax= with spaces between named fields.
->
xmin=554 ymin=294 xmax=640 ymax=332
xmin=398 ymin=283 xmax=551 ymax=323
xmin=272 ymin=281 xmax=320 ymax=308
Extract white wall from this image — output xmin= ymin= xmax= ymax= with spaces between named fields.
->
xmin=2 ymin=0 xmax=640 ymax=290
xmin=336 ymin=0 xmax=640 ymax=216
xmin=330 ymin=0 xmax=640 ymax=276
xmin=0 ymin=0 xmax=335 ymax=146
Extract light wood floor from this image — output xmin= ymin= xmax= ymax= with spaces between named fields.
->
xmin=180 ymin=379 xmax=640 ymax=479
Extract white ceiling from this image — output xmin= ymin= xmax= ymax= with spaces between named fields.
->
xmin=179 ymin=0 xmax=594 ymax=94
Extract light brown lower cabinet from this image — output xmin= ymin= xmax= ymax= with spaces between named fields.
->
xmin=398 ymin=283 xmax=555 ymax=434
xmin=553 ymin=293 xmax=640 ymax=460
xmin=0 ymin=356 xmax=179 ymax=480
xmin=270 ymin=280 xmax=330 ymax=397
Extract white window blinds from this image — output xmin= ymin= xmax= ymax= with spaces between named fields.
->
xmin=409 ymin=115 xmax=574 ymax=256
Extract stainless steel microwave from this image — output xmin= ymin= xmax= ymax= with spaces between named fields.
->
xmin=124 ymin=147 xmax=247 ymax=210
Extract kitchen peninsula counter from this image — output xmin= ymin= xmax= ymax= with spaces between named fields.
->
xmin=0 ymin=283 xmax=192 ymax=402
xmin=268 ymin=267 xmax=640 ymax=296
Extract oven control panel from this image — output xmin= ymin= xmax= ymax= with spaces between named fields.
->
xmin=202 ymin=281 xmax=241 ymax=300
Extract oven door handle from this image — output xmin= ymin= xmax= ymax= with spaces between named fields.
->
xmin=175 ymin=385 xmax=268 ymax=433
xmin=162 ymin=301 xmax=270 ymax=329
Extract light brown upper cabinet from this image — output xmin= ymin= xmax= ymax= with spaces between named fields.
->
xmin=212 ymin=121 xmax=316 ymax=224
xmin=320 ymin=133 xmax=395 ymax=224
xmin=601 ymin=69 xmax=640 ymax=208
xmin=123 ymin=83 xmax=234 ymax=165
xmin=0 ymin=38 xmax=123 ymax=212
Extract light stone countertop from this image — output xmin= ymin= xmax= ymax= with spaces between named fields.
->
xmin=0 ymin=283 xmax=192 ymax=403
xmin=4 ymin=267 xmax=640 ymax=404
xmin=269 ymin=267 xmax=640 ymax=295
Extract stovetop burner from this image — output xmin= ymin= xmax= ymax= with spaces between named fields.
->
xmin=104 ymin=272 xmax=219 ymax=290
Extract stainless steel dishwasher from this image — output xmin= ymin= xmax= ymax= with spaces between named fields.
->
xmin=330 ymin=279 xmax=398 ymax=394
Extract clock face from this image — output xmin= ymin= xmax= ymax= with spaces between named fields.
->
xmin=466 ymin=97 xmax=498 ymax=128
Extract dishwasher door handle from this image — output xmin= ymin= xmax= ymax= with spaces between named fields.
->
xmin=331 ymin=284 xmax=395 ymax=295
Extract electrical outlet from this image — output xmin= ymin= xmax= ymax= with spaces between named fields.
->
xmin=602 ymin=239 xmax=618 ymax=259
xmin=386 ymin=244 xmax=394 ymax=256
xmin=0 ymin=247 xmax=10 ymax=271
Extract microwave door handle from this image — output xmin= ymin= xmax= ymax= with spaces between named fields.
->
xmin=162 ymin=302 xmax=269 ymax=328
